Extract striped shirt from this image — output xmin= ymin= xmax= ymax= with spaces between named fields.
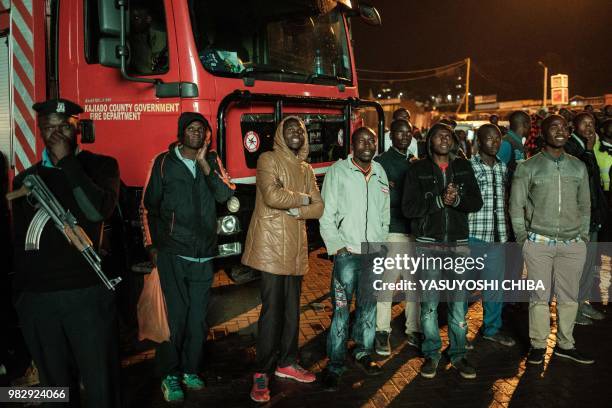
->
xmin=468 ymin=155 xmax=508 ymax=242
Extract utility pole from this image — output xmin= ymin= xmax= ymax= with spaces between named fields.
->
xmin=538 ymin=61 xmax=548 ymax=108
xmin=456 ymin=58 xmax=471 ymax=115
xmin=465 ymin=57 xmax=471 ymax=115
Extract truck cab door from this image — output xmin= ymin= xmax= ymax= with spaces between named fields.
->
xmin=59 ymin=0 xmax=182 ymax=187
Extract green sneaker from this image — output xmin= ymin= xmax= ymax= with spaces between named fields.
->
xmin=161 ymin=375 xmax=184 ymax=402
xmin=182 ymin=373 xmax=205 ymax=390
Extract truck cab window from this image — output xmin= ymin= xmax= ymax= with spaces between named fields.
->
xmin=127 ymin=2 xmax=168 ymax=75
xmin=85 ymin=0 xmax=168 ymax=75
xmin=189 ymin=0 xmax=352 ymax=84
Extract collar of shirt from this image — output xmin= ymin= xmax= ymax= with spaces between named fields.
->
xmin=571 ymin=133 xmax=586 ymax=150
xmin=506 ymin=129 xmax=523 ymax=145
xmin=175 ymin=145 xmax=197 ymax=178
xmin=390 ymin=146 xmax=410 ymax=159
xmin=41 ymin=146 xmax=81 ymax=168
xmin=541 ymin=150 xmax=565 ymax=163
xmin=472 ymin=154 xmax=501 ymax=168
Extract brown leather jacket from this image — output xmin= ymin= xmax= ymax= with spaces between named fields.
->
xmin=241 ymin=116 xmax=324 ymax=276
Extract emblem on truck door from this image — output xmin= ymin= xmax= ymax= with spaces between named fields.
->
xmin=244 ymin=131 xmax=260 ymax=153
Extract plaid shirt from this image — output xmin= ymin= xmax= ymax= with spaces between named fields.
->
xmin=527 ymin=231 xmax=581 ymax=245
xmin=469 ymin=155 xmax=508 ymax=242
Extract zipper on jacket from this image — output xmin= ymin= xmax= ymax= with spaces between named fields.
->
xmin=556 ymin=160 xmax=561 ymax=240
xmin=442 ymin=166 xmax=449 ymax=242
xmin=170 ymin=212 xmax=175 ymax=235
xmin=365 ymin=175 xmax=369 ymax=252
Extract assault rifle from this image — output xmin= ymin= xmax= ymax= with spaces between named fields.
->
xmin=6 ymin=174 xmax=121 ymax=290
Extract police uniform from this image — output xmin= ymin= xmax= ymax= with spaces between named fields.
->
xmin=11 ymin=99 xmax=121 ymax=407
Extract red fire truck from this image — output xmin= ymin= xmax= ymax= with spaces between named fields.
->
xmin=0 ymin=0 xmax=384 ymax=281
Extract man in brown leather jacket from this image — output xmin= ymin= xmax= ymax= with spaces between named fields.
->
xmin=242 ymin=116 xmax=324 ymax=403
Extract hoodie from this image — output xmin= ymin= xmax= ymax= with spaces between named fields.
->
xmin=141 ymin=113 xmax=235 ymax=258
xmin=242 ymin=116 xmax=324 ymax=276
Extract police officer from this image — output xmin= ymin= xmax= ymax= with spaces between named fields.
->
xmin=11 ymin=99 xmax=121 ymax=407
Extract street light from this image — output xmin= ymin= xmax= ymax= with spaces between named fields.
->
xmin=538 ymin=61 xmax=548 ymax=108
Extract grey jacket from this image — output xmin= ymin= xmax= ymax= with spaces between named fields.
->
xmin=320 ymin=155 xmax=390 ymax=255
xmin=509 ymin=151 xmax=590 ymax=244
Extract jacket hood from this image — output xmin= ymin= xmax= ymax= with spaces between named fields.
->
xmin=274 ymin=116 xmax=310 ymax=162
xmin=177 ymin=112 xmax=211 ymax=141
xmin=425 ymin=122 xmax=463 ymax=161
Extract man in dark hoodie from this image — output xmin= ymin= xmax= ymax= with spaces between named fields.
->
xmin=402 ymin=122 xmax=483 ymax=380
xmin=141 ymin=112 xmax=235 ymax=402
xmin=565 ymin=112 xmax=607 ymax=325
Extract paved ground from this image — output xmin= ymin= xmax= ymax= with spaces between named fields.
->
xmin=116 ymin=249 xmax=612 ymax=408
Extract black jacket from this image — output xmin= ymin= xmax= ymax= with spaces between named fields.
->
xmin=12 ymin=151 xmax=120 ymax=292
xmin=142 ymin=143 xmax=234 ymax=258
xmin=402 ymin=124 xmax=483 ymax=244
xmin=565 ymin=134 xmax=607 ymax=231
xmin=374 ymin=147 xmax=413 ymax=234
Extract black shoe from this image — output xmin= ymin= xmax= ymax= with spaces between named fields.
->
xmin=406 ymin=332 xmax=423 ymax=349
xmin=355 ymin=355 xmax=382 ymax=376
xmin=420 ymin=358 xmax=439 ymax=379
xmin=451 ymin=358 xmax=476 ymax=379
xmin=482 ymin=332 xmax=516 ymax=347
xmin=553 ymin=347 xmax=595 ymax=364
xmin=321 ymin=370 xmax=340 ymax=392
xmin=527 ymin=348 xmax=546 ymax=365
xmin=375 ymin=331 xmax=391 ymax=356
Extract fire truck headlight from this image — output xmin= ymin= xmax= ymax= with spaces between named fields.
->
xmin=218 ymin=215 xmax=240 ymax=235
xmin=226 ymin=196 xmax=240 ymax=213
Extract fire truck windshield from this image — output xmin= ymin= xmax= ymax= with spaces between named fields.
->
xmin=190 ymin=5 xmax=353 ymax=85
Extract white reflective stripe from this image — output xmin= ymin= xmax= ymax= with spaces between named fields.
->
xmin=231 ymin=165 xmax=330 ymax=184
xmin=12 ymin=39 xmax=34 ymax=80
xmin=14 ymin=139 xmax=31 ymax=168
xmin=12 ymin=71 xmax=34 ymax=114
xmin=13 ymin=102 xmax=35 ymax=151
xmin=231 ymin=176 xmax=256 ymax=184
xmin=11 ymin=3 xmax=34 ymax=50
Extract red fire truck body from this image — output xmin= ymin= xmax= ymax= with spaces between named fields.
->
xmin=1 ymin=0 xmax=383 ymax=278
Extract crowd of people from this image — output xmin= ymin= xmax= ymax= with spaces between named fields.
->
xmin=3 ymin=98 xmax=612 ymax=406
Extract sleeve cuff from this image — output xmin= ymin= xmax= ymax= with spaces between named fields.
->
xmin=435 ymin=195 xmax=445 ymax=209
xmin=451 ymin=195 xmax=461 ymax=207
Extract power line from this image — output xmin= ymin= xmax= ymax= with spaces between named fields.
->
xmin=356 ymin=59 xmax=466 ymax=75
xmin=358 ymin=65 xmax=463 ymax=82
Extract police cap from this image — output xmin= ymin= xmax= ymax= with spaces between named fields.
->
xmin=32 ymin=98 xmax=83 ymax=118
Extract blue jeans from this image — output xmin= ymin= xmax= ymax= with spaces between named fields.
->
xmin=419 ymin=247 xmax=467 ymax=363
xmin=327 ymin=253 xmax=376 ymax=375
xmin=467 ymin=238 xmax=505 ymax=337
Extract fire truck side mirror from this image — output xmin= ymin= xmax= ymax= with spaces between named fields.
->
xmin=99 ymin=0 xmax=123 ymax=36
xmin=358 ymin=3 xmax=382 ymax=26
xmin=79 ymin=120 xmax=96 ymax=144
xmin=99 ymin=38 xmax=122 ymax=68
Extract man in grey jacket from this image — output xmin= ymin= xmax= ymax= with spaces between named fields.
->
xmin=319 ymin=127 xmax=390 ymax=390
xmin=510 ymin=114 xmax=593 ymax=366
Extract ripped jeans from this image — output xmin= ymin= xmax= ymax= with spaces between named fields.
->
xmin=327 ymin=252 xmax=376 ymax=375
xmin=419 ymin=247 xmax=467 ymax=363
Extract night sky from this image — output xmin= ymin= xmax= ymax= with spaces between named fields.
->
xmin=352 ymin=0 xmax=612 ymax=102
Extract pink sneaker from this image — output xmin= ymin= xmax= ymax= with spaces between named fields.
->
xmin=250 ymin=373 xmax=270 ymax=403
xmin=274 ymin=364 xmax=316 ymax=383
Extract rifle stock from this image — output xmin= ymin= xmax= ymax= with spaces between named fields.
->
xmin=6 ymin=185 xmax=29 ymax=201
